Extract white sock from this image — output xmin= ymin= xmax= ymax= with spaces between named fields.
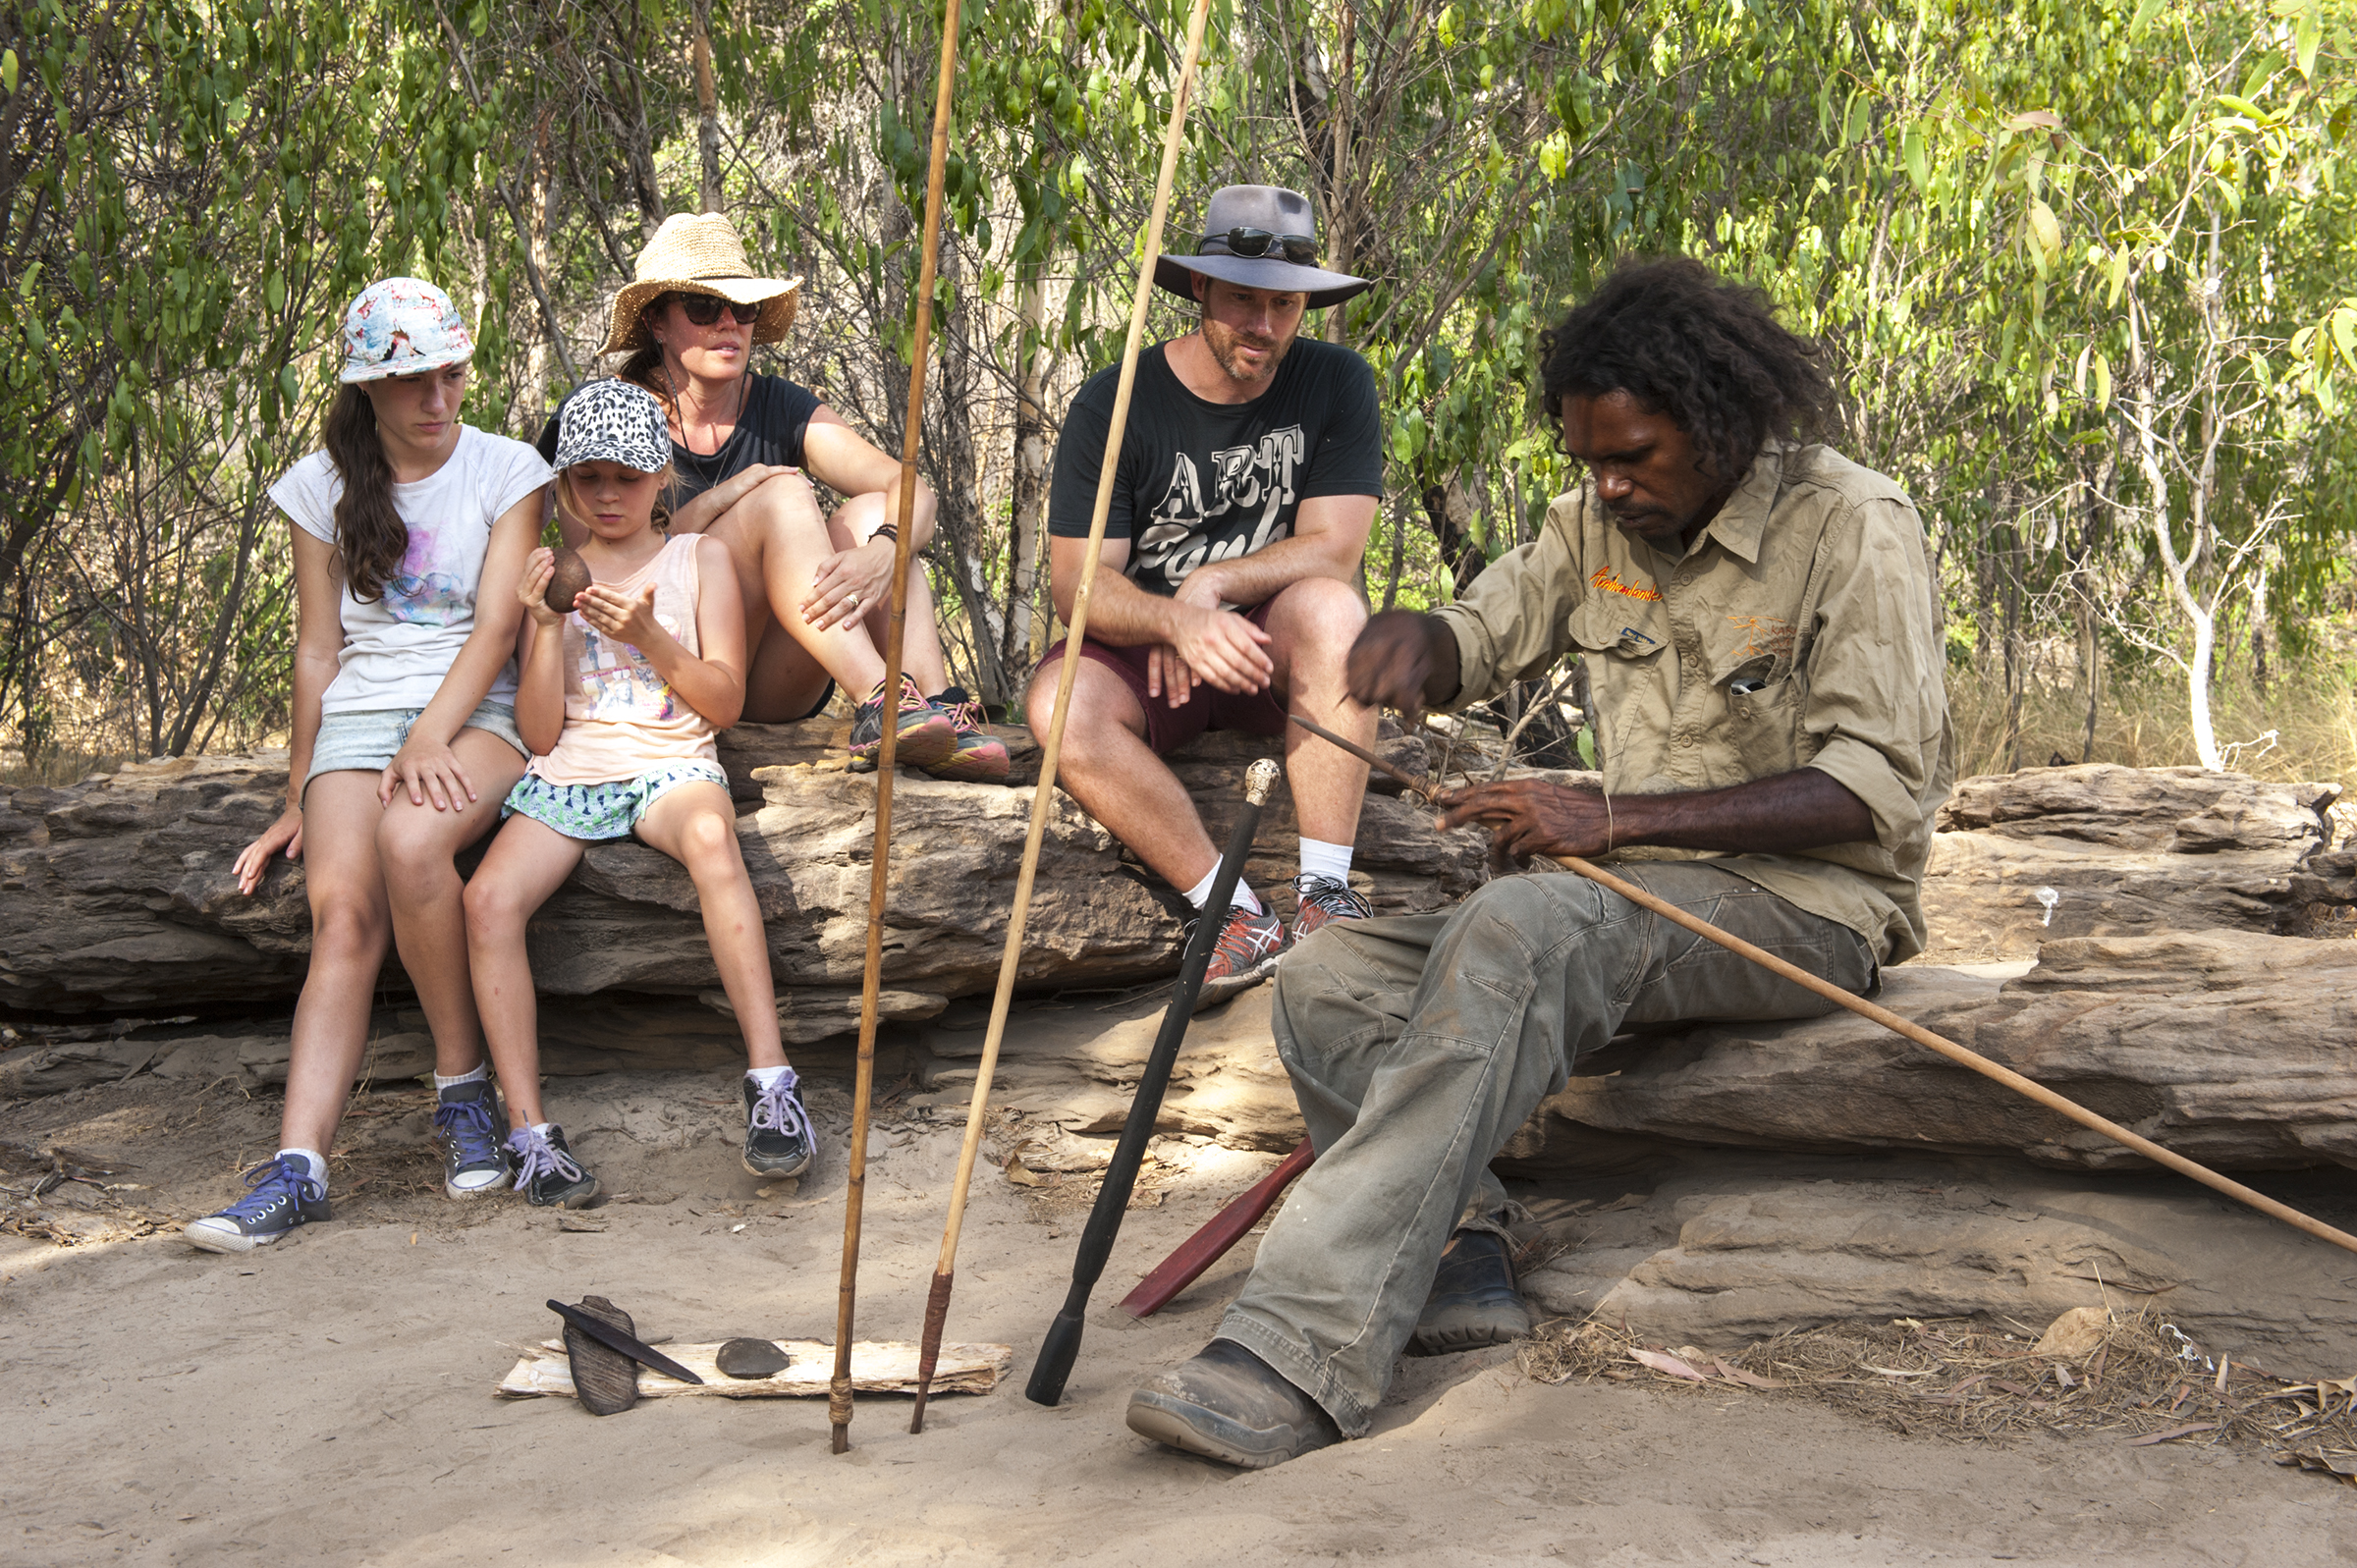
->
xmin=279 ymin=1148 xmax=327 ymax=1188
xmin=1298 ymin=838 xmax=1354 ymax=885
xmin=530 ymin=1121 xmax=554 ymax=1139
xmin=747 ymin=1064 xmax=795 ymax=1090
xmin=434 ymin=1064 xmax=488 ymax=1094
xmin=1182 ymin=864 xmax=1264 ymax=915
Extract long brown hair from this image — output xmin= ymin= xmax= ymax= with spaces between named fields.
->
xmin=321 ymin=385 xmax=408 ymax=602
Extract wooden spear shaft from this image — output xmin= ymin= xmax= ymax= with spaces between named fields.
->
xmin=830 ymin=0 xmax=964 ymax=1457
xmin=1285 ymin=711 xmax=2357 ymax=1261
xmin=906 ymin=0 xmax=1218 ymax=1435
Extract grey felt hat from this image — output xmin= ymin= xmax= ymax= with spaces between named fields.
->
xmin=1153 ymin=185 xmax=1372 ymax=309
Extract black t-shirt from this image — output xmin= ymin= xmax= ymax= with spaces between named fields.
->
xmin=1048 ymin=337 xmax=1384 ymax=598
xmin=536 ymin=373 xmax=823 ymax=511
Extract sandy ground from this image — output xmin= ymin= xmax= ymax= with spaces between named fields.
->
xmin=5 ymin=1050 xmax=2354 ymax=1568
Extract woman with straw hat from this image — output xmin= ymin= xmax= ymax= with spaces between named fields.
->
xmin=539 ymin=212 xmax=1006 ymax=782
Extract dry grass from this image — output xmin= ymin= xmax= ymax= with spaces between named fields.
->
xmin=1947 ymin=658 xmax=2357 ymax=794
xmin=1518 ymin=1310 xmax=2357 ymax=1482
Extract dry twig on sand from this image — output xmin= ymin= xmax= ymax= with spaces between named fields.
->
xmin=1517 ymin=1311 xmax=2357 ymax=1483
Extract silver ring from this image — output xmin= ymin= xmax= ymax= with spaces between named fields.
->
xmin=847 ymin=593 xmax=859 ymax=611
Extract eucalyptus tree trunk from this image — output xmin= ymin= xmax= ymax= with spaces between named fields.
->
xmin=691 ymin=0 xmax=722 ymax=212
xmin=1002 ymin=265 xmax=1051 ymax=686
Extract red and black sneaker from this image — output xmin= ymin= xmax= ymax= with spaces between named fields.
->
xmin=1288 ymin=873 xmax=1372 ymax=946
xmin=920 ymin=685 xmax=1012 ymax=784
xmin=848 ymin=674 xmax=957 ymax=773
xmin=1190 ymin=902 xmax=1285 ymax=1013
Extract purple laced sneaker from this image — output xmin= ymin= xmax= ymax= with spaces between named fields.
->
xmin=742 ymin=1069 xmax=816 ymax=1178
xmin=508 ymin=1123 xmax=599 ymax=1209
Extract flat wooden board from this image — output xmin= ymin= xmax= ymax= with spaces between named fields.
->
xmin=497 ymin=1337 xmax=1013 ymax=1401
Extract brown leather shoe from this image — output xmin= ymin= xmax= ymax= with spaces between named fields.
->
xmin=1125 ymin=1338 xmax=1342 ymax=1469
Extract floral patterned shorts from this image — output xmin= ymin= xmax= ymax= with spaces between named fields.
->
xmin=502 ymin=760 xmax=730 ymax=842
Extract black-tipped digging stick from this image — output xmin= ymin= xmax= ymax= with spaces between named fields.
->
xmin=1025 ymin=758 xmax=1284 ymax=1407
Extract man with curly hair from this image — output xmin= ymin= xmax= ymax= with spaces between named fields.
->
xmin=1124 ymin=257 xmax=1952 ymax=1469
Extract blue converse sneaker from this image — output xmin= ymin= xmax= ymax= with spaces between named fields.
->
xmin=510 ymin=1123 xmax=599 ymax=1209
xmin=742 ymin=1069 xmax=816 ymax=1178
xmin=184 ymin=1155 xmax=331 ymax=1254
xmin=433 ymin=1080 xmax=515 ymax=1199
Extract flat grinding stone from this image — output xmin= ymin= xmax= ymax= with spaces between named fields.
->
xmin=716 ymin=1337 xmax=792 ymax=1379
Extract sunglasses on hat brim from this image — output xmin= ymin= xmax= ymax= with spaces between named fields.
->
xmin=1205 ymin=228 xmax=1320 ymax=265
xmin=658 ymin=292 xmax=763 ymax=327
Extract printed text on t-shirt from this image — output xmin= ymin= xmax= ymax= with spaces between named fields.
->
xmin=1133 ymin=424 xmax=1306 ymax=591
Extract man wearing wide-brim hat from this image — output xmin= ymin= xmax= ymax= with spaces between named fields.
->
xmin=1028 ymin=184 xmax=1385 ymax=1007
xmin=537 ymin=211 xmax=1007 ymax=783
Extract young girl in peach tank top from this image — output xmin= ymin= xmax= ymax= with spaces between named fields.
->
xmin=464 ymin=380 xmax=814 ymax=1207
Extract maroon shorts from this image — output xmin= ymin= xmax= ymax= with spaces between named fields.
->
xmin=1039 ymin=600 xmax=1287 ymax=756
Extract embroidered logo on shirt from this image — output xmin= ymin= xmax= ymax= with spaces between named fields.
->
xmin=1589 ymin=567 xmax=1662 ymax=603
xmin=1725 ymin=613 xmax=1795 ymax=663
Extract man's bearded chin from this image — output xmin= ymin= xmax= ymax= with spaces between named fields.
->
xmin=1204 ymin=316 xmax=1294 ymax=382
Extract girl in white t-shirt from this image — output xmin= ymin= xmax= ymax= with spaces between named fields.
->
xmin=464 ymin=380 xmax=812 ymax=1207
xmin=187 ymin=278 xmax=551 ymax=1254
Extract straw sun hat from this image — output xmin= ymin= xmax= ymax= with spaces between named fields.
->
xmin=599 ymin=212 xmax=802 ymax=356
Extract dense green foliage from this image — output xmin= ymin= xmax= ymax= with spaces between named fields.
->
xmin=5 ymin=0 xmax=2350 ymax=767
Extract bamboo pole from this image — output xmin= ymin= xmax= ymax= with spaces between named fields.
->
xmin=830 ymin=0 xmax=964 ymax=1457
xmin=907 ymin=0 xmax=1219 ymax=1433
xmin=1283 ymin=711 xmax=2357 ymax=1261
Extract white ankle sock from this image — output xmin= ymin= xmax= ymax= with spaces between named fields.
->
xmin=279 ymin=1148 xmax=327 ymax=1188
xmin=1182 ymin=864 xmax=1264 ymax=915
xmin=433 ymin=1064 xmax=488 ymax=1094
xmin=747 ymin=1064 xmax=795 ymax=1090
xmin=1298 ymin=838 xmax=1354 ymax=885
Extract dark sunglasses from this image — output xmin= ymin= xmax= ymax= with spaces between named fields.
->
xmin=1209 ymin=228 xmax=1319 ymax=265
xmin=665 ymin=293 xmax=762 ymax=327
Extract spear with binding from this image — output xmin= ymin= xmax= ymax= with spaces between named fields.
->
xmin=828 ymin=0 xmax=965 ymax=1456
xmin=905 ymin=0 xmax=1220 ymax=1434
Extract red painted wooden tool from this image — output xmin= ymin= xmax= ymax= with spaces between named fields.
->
xmin=1118 ymin=1140 xmax=1316 ymax=1319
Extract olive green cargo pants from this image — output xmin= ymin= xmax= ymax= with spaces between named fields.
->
xmin=1215 ymin=861 xmax=1877 ymax=1435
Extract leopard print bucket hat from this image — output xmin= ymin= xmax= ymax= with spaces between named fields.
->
xmin=552 ymin=380 xmax=672 ymax=474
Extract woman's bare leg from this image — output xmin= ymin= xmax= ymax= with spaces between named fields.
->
xmin=633 ymin=782 xmax=786 ymax=1069
xmin=829 ymin=490 xmax=953 ymax=696
xmin=376 ymin=729 xmax=527 ymax=1075
xmin=701 ymin=471 xmax=889 ymax=715
xmin=277 ymin=773 xmax=396 ymax=1157
xmin=461 ymin=814 xmax=587 ymax=1129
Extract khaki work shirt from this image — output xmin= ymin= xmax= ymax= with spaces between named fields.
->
xmin=1432 ymin=441 xmax=1953 ymax=961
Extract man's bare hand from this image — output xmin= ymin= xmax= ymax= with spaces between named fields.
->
xmin=1170 ymin=605 xmax=1274 ymax=694
xmin=1435 ymin=779 xmax=1617 ymax=861
xmin=1348 ymin=610 xmax=1453 ymax=718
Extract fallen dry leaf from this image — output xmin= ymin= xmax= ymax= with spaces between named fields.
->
xmin=1628 ymin=1348 xmax=1709 ymax=1381
xmin=1712 ymin=1356 xmax=1787 ymax=1390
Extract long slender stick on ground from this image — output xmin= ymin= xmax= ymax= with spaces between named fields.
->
xmin=906 ymin=0 xmax=1218 ymax=1434
xmin=830 ymin=0 xmax=965 ymax=1457
xmin=1286 ymin=710 xmax=2357 ymax=1260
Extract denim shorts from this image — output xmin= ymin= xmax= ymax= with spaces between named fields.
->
xmin=304 ymin=700 xmax=527 ymax=792
xmin=502 ymin=759 xmax=730 ymax=842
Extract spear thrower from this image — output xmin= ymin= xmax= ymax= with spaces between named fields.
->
xmin=828 ymin=0 xmax=965 ymax=1457
xmin=905 ymin=0 xmax=1221 ymax=1433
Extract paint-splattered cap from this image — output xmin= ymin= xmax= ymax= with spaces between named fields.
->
xmin=338 ymin=277 xmax=474 ymax=384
